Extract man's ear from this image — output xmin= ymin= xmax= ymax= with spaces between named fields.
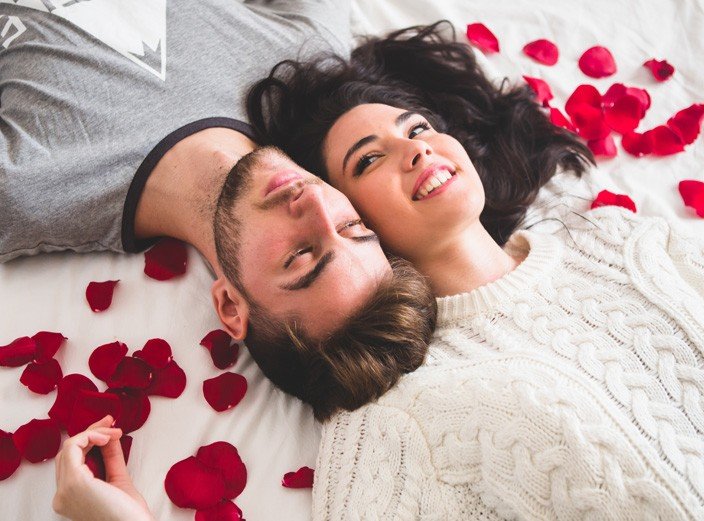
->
xmin=211 ymin=277 xmax=249 ymax=341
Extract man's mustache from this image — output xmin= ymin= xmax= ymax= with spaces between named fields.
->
xmin=255 ymin=177 xmax=323 ymax=210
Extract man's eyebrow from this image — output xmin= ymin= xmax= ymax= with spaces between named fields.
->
xmin=280 ymin=250 xmax=336 ymax=291
xmin=350 ymin=233 xmax=379 ymax=244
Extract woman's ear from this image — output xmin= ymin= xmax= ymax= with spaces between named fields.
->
xmin=211 ymin=277 xmax=250 ymax=341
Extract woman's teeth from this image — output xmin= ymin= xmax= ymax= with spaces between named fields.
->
xmin=415 ymin=170 xmax=453 ymax=200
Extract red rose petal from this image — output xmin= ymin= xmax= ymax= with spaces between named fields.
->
xmin=644 ymin=59 xmax=674 ymax=82
xmin=0 ymin=337 xmax=36 ymax=367
xmin=165 ymin=456 xmax=227 ymax=510
xmin=196 ymin=442 xmax=247 ymax=499
xmin=67 ymin=390 xmax=122 ymax=436
xmin=85 ymin=280 xmax=119 ymax=312
xmin=604 ymin=94 xmax=643 ymax=134
xmin=200 ymin=330 xmax=239 ymax=370
xmin=195 ymin=501 xmax=243 ymax=521
xmin=602 ymin=83 xmax=651 ymax=114
xmin=144 ymin=238 xmax=188 ymax=281
xmin=134 ymin=338 xmax=172 ymax=370
xmin=89 ymin=341 xmax=128 ymax=382
xmin=570 ymin=103 xmax=611 ymax=140
xmin=106 ymin=357 xmax=152 ymax=390
xmin=465 ymin=23 xmax=500 ymax=54
xmin=587 ymin=135 xmax=617 ymax=158
xmin=591 ymin=190 xmax=637 ymax=213
xmin=679 ymin=180 xmax=704 ymax=218
xmin=282 ymin=466 xmax=315 ymax=489
xmin=522 ymin=76 xmax=553 ymax=106
xmin=49 ymin=374 xmax=99 ymax=429
xmin=12 ymin=419 xmax=61 ymax=463
xmin=86 ymin=435 xmax=133 ymax=480
xmin=643 ymin=125 xmax=685 ymax=156
xmin=203 ymin=373 xmax=247 ymax=412
xmin=0 ymin=430 xmax=22 ymax=480
xmin=146 ymin=360 xmax=186 ymax=398
xmin=578 ymin=46 xmax=617 ymax=78
xmin=32 ymin=331 xmax=67 ymax=363
xmin=522 ymin=39 xmax=559 ymax=65
xmin=106 ymin=389 xmax=151 ymax=434
xmin=20 ymin=359 xmax=63 ymax=394
xmin=667 ymin=104 xmax=704 ymax=145
xmin=548 ymin=107 xmax=576 ymax=132
xmin=565 ymin=84 xmax=602 ymax=117
xmin=622 ymin=131 xmax=652 ymax=157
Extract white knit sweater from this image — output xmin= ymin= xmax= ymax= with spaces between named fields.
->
xmin=312 ymin=207 xmax=704 ymax=521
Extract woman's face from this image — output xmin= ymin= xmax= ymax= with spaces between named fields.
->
xmin=323 ymin=103 xmax=485 ymax=261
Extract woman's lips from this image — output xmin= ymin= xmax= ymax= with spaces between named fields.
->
xmin=412 ymin=164 xmax=456 ymax=200
xmin=264 ymin=170 xmax=303 ymax=197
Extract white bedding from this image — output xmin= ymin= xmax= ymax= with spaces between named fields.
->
xmin=1 ymin=1 xmax=702 ymax=520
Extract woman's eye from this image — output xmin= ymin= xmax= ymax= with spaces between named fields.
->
xmin=409 ymin=122 xmax=431 ymax=138
xmin=354 ymin=154 xmax=380 ymax=177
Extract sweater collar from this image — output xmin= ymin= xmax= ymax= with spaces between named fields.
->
xmin=435 ymin=230 xmax=563 ymax=325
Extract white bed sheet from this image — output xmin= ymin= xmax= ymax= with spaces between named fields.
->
xmin=1 ymin=1 xmax=703 ymax=520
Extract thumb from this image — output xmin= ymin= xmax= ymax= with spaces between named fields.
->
xmin=100 ymin=436 xmax=130 ymax=483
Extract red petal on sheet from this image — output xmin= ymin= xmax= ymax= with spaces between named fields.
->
xmin=591 ymin=190 xmax=637 ymax=213
xmin=85 ymin=280 xmax=119 ymax=313
xmin=66 ymin=390 xmax=122 ymax=436
xmin=570 ymin=103 xmax=611 ymax=140
xmin=678 ymin=180 xmax=704 ymax=218
xmin=106 ymin=357 xmax=152 ymax=390
xmin=134 ymin=338 xmax=172 ymax=370
xmin=602 ymin=83 xmax=650 ymax=116
xmin=522 ymin=39 xmax=559 ymax=65
xmin=20 ymin=359 xmax=63 ymax=394
xmin=144 ymin=238 xmax=188 ymax=281
xmin=667 ymin=104 xmax=704 ymax=145
xmin=203 ymin=373 xmax=247 ymax=412
xmin=85 ymin=435 xmax=133 ymax=481
xmin=622 ymin=131 xmax=652 ymax=157
xmin=465 ymin=23 xmax=500 ymax=53
xmin=282 ymin=466 xmax=315 ymax=489
xmin=12 ymin=419 xmax=61 ymax=463
xmin=0 ymin=430 xmax=22 ymax=481
xmin=0 ymin=337 xmax=36 ymax=367
xmin=643 ymin=125 xmax=685 ymax=155
xmin=49 ymin=374 xmax=99 ymax=429
xmin=106 ymin=389 xmax=151 ymax=434
xmin=565 ymin=84 xmax=602 ymax=117
xmin=548 ymin=107 xmax=576 ymax=132
xmin=165 ymin=456 xmax=227 ymax=510
xmin=587 ymin=135 xmax=617 ymax=158
xmin=578 ymin=46 xmax=617 ymax=78
xmin=522 ymin=76 xmax=553 ymax=105
xmin=201 ymin=331 xmax=239 ymax=370
xmin=32 ymin=331 xmax=67 ymax=363
xmin=196 ymin=442 xmax=247 ymax=499
xmin=603 ymin=94 xmax=643 ymax=134
xmin=195 ymin=501 xmax=244 ymax=521
xmin=146 ymin=360 xmax=186 ymax=398
xmin=89 ymin=341 xmax=128 ymax=382
xmin=644 ymin=59 xmax=674 ymax=82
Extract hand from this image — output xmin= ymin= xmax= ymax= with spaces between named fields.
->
xmin=53 ymin=415 xmax=155 ymax=521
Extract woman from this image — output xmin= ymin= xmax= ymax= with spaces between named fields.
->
xmin=246 ymin=22 xmax=704 ymax=520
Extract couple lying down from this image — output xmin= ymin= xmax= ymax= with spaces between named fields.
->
xmin=44 ymin=23 xmax=704 ymax=521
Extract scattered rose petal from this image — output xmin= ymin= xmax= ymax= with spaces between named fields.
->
xmin=195 ymin=501 xmax=243 ymax=521
xmin=591 ymin=190 xmax=637 ymax=213
xmin=565 ymin=84 xmax=602 ymax=117
xmin=578 ymin=46 xmax=617 ymax=78
xmin=144 ymin=238 xmax=188 ymax=281
xmin=587 ymin=135 xmax=617 ymax=158
xmin=107 ymin=389 xmax=151 ymax=434
xmin=203 ymin=373 xmax=247 ymax=412
xmin=134 ymin=338 xmax=172 ymax=370
xmin=644 ymin=59 xmax=674 ymax=82
xmin=679 ymin=180 xmax=704 ymax=218
xmin=89 ymin=341 xmax=128 ymax=382
xmin=282 ymin=466 xmax=315 ymax=489
xmin=200 ymin=330 xmax=238 ymax=370
xmin=602 ymin=83 xmax=651 ymax=114
xmin=0 ymin=337 xmax=36 ymax=367
xmin=622 ymin=131 xmax=652 ymax=157
xmin=165 ymin=456 xmax=227 ymax=510
xmin=643 ymin=126 xmax=685 ymax=155
xmin=522 ymin=39 xmax=558 ymax=65
xmin=49 ymin=374 xmax=99 ymax=429
xmin=0 ymin=430 xmax=21 ymax=480
xmin=570 ymin=103 xmax=611 ymax=140
xmin=522 ymin=76 xmax=553 ymax=105
xmin=465 ymin=23 xmax=500 ymax=53
xmin=146 ymin=360 xmax=186 ymax=398
xmin=106 ymin=357 xmax=152 ymax=390
xmin=196 ymin=442 xmax=247 ymax=499
xmin=548 ymin=107 xmax=575 ymax=132
xmin=85 ymin=435 xmax=132 ymax=481
xmin=86 ymin=280 xmax=119 ymax=313
xmin=12 ymin=419 xmax=61 ymax=463
xmin=604 ymin=94 xmax=643 ymax=134
xmin=67 ymin=390 xmax=122 ymax=436
xmin=20 ymin=359 xmax=63 ymax=394
xmin=667 ymin=104 xmax=704 ymax=145
xmin=32 ymin=332 xmax=67 ymax=363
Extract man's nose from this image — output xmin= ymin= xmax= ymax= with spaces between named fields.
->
xmin=290 ymin=184 xmax=336 ymax=234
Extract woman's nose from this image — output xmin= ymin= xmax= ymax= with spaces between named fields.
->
xmin=405 ymin=140 xmax=433 ymax=171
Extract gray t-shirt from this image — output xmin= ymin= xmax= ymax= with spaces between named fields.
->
xmin=0 ymin=0 xmax=351 ymax=262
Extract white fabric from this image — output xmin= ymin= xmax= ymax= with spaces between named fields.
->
xmin=313 ymin=207 xmax=704 ymax=520
xmin=1 ymin=1 xmax=703 ymax=520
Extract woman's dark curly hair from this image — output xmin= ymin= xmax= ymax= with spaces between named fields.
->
xmin=247 ymin=20 xmax=594 ymax=246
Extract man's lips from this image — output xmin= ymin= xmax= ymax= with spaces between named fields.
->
xmin=412 ymin=164 xmax=455 ymax=199
xmin=264 ymin=170 xmax=303 ymax=197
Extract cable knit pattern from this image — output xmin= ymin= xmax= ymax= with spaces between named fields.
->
xmin=312 ymin=207 xmax=704 ymax=520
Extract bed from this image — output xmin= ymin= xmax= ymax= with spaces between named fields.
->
xmin=1 ymin=0 xmax=702 ymax=519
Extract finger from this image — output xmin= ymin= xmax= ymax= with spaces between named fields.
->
xmin=101 ymin=436 xmax=129 ymax=483
xmin=63 ymin=431 xmax=111 ymax=469
xmin=87 ymin=415 xmax=115 ymax=430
